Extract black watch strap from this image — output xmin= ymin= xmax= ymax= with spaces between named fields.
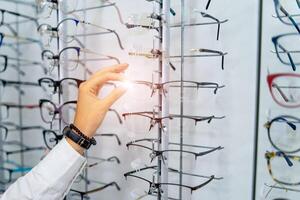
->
xmin=63 ymin=125 xmax=96 ymax=149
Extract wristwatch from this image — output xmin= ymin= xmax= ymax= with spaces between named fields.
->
xmin=63 ymin=125 xmax=97 ymax=149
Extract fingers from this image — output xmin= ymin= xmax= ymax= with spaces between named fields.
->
xmin=102 ymin=87 xmax=127 ymax=108
xmin=91 ymin=63 xmax=128 ymax=79
xmin=87 ymin=72 xmax=126 ymax=91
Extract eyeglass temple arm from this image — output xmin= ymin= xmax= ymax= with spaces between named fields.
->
xmin=130 ymin=165 xmax=222 ymax=181
xmin=69 ymin=3 xmax=116 ymax=14
xmin=106 ymin=156 xmax=121 ymax=164
xmin=0 ymin=9 xmax=38 ymax=25
xmin=80 ymin=21 xmax=124 ymax=50
xmin=19 ymin=126 xmax=45 ymax=131
xmin=191 ymin=175 xmax=215 ymax=192
xmin=272 ymin=117 xmax=297 ymax=130
xmin=126 ymin=143 xmax=153 ymax=151
xmin=122 ymin=112 xmax=155 ymax=119
xmin=166 ymin=81 xmax=225 ymax=94
xmin=278 ymin=44 xmax=296 ymax=71
xmin=95 ymin=133 xmax=121 ymax=145
xmin=279 ymin=5 xmax=300 ymax=33
xmin=195 ymin=146 xmax=223 ymax=158
xmin=72 ymin=1 xmax=127 ymax=26
xmin=197 ymin=11 xmax=220 ymax=40
xmin=82 ymin=181 xmax=120 ymax=195
xmin=160 ymin=146 xmax=222 ymax=160
xmin=206 ymin=0 xmax=212 ymax=9
xmin=296 ymin=0 xmax=300 ymax=8
xmin=195 ymin=115 xmax=225 ymax=124
xmin=80 ymin=48 xmax=121 ymax=64
xmin=272 ymin=83 xmax=289 ymax=102
xmin=269 ymin=151 xmax=294 ymax=167
xmin=124 ymin=174 xmax=152 ymax=185
xmin=264 ymin=183 xmax=300 ymax=193
xmin=127 ymin=138 xmax=158 ymax=145
xmin=6 ymin=146 xmax=45 ymax=155
xmin=1 ymin=140 xmax=29 ymax=148
xmin=108 ymin=108 xmax=123 ymax=124
xmin=1 ymin=23 xmax=18 ymax=36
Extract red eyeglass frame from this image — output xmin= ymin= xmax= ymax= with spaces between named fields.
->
xmin=267 ymin=73 xmax=300 ymax=108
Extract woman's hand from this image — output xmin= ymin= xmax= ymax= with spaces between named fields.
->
xmin=67 ymin=64 xmax=128 ymax=154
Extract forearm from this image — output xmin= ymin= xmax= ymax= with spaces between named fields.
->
xmin=1 ymin=138 xmax=86 ymax=200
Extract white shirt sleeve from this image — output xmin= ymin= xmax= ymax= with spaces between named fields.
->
xmin=0 ymin=138 xmax=87 ymax=200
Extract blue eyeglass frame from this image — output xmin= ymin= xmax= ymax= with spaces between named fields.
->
xmin=272 ymin=33 xmax=300 ymax=71
xmin=273 ymin=0 xmax=300 ymax=33
xmin=265 ymin=115 xmax=300 ymax=153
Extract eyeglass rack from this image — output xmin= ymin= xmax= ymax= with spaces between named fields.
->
xmin=0 ymin=0 xmax=39 ymax=191
xmin=0 ymin=0 xmax=227 ymax=199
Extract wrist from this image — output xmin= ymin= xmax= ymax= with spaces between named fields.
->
xmin=73 ymin=119 xmax=94 ymax=138
xmin=66 ymin=137 xmax=84 ymax=155
xmin=63 ymin=125 xmax=97 ymax=151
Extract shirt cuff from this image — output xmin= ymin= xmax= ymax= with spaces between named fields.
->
xmin=32 ymin=137 xmax=87 ymax=199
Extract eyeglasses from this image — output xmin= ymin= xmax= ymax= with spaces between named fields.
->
xmin=0 ymin=103 xmax=39 ymax=120
xmin=0 ymin=145 xmax=46 ymax=159
xmin=86 ymin=155 xmax=121 ymax=168
xmin=43 ymin=129 xmax=122 ymax=149
xmin=273 ymin=0 xmax=300 ymax=33
xmin=38 ymin=77 xmax=117 ymax=100
xmin=267 ymin=73 xmax=300 ymax=108
xmin=0 ymin=9 xmax=38 ymax=26
xmin=0 ymin=122 xmax=44 ymax=132
xmin=265 ymin=151 xmax=300 ymax=186
xmin=0 ymin=54 xmax=46 ymax=74
xmin=124 ymin=166 xmax=215 ymax=195
xmin=125 ymin=80 xmax=224 ymax=101
xmin=38 ymin=77 xmax=83 ymax=99
xmin=126 ymin=138 xmax=223 ymax=162
xmin=0 ymin=32 xmax=41 ymax=48
xmin=39 ymin=99 xmax=122 ymax=126
xmin=169 ymin=48 xmax=227 ymax=70
xmin=122 ymin=111 xmax=225 ymax=132
xmin=264 ymin=115 xmax=300 ymax=153
xmin=66 ymin=182 xmax=121 ymax=200
xmin=37 ymin=18 xmax=124 ymax=49
xmin=0 ymin=79 xmax=41 ymax=95
xmin=272 ymin=33 xmax=300 ymax=71
xmin=41 ymin=47 xmax=120 ymax=72
xmin=36 ymin=0 xmax=118 ymax=18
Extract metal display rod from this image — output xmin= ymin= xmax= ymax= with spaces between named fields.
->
xmin=161 ymin=0 xmax=171 ymax=199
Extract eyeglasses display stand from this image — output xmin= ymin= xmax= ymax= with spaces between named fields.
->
xmin=254 ymin=0 xmax=300 ymax=199
xmin=0 ymin=0 xmax=264 ymax=200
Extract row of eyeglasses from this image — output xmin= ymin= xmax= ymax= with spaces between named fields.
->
xmin=0 ymin=0 xmax=227 ymax=198
xmin=262 ymin=1 xmax=300 ymax=199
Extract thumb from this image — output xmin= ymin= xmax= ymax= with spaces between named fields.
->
xmin=102 ymin=87 xmax=127 ymax=108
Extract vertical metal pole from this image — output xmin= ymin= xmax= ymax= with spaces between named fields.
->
xmin=56 ymin=5 xmax=62 ymax=132
xmin=162 ymin=0 xmax=170 ymax=199
xmin=15 ymin=2 xmax=25 ymax=173
xmin=252 ymin=0 xmax=263 ymax=199
xmin=157 ymin=1 xmax=163 ymax=197
xmin=179 ymin=0 xmax=185 ymax=199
